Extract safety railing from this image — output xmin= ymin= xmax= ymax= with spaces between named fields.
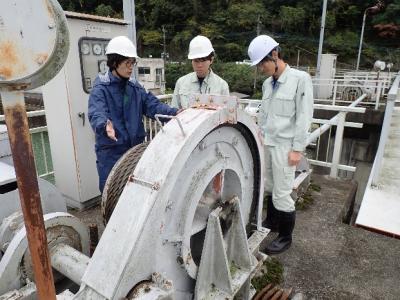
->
xmin=0 ymin=110 xmax=54 ymax=181
xmin=145 ymin=94 xmax=368 ymax=178
xmin=370 ymin=71 xmax=400 ymax=186
xmin=238 ymin=95 xmax=367 ymax=178
xmin=142 ymin=94 xmax=173 ymax=141
xmin=0 ymin=91 xmax=371 ymax=181
xmin=334 ymin=70 xmax=393 ymax=82
xmin=307 ymin=97 xmax=366 ymax=178
xmin=312 ymin=77 xmax=390 ymax=109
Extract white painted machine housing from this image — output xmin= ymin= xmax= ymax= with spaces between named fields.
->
xmin=73 ymin=104 xmax=265 ymax=299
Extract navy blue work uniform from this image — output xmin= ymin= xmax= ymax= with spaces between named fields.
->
xmin=88 ymin=71 xmax=178 ymax=192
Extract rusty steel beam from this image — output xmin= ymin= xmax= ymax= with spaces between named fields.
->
xmin=1 ymin=91 xmax=56 ymax=300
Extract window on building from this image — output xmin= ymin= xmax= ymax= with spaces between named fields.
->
xmin=156 ymin=68 xmax=163 ymax=84
xmin=138 ymin=67 xmax=150 ymax=76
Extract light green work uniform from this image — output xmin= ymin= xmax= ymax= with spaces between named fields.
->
xmin=171 ymin=70 xmax=229 ymax=109
xmin=259 ymin=65 xmax=314 ymax=212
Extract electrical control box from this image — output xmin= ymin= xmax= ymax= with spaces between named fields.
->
xmin=42 ymin=12 xmax=129 ymax=208
xmin=316 ymin=53 xmax=337 ymax=99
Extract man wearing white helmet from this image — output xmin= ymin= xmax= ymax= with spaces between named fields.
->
xmin=88 ymin=36 xmax=180 ymax=193
xmin=171 ymin=35 xmax=229 ymax=109
xmin=248 ymin=35 xmax=313 ymax=254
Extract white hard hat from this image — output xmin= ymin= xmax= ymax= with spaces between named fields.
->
xmin=248 ymin=35 xmax=279 ymax=66
xmin=188 ymin=35 xmax=215 ymax=59
xmin=106 ymin=36 xmax=138 ymax=58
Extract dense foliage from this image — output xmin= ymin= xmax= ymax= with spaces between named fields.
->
xmin=165 ymin=61 xmax=267 ymax=97
xmin=59 ymin=0 xmax=400 ymax=69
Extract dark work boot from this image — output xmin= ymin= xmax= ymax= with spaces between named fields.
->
xmin=262 ymin=196 xmax=279 ymax=232
xmin=265 ymin=211 xmax=296 ymax=255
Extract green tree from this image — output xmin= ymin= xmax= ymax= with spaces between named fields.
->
xmin=280 ymin=6 xmax=306 ymax=33
xmin=219 ymin=43 xmax=244 ymax=62
xmin=165 ymin=63 xmax=192 ymax=89
xmin=94 ymin=4 xmax=116 ymax=17
xmin=140 ymin=30 xmax=162 ymax=46
xmin=225 ymin=2 xmax=265 ymax=31
xmin=326 ymin=31 xmax=359 ymax=59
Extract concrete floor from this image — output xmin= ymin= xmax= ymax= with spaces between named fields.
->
xmin=267 ymin=174 xmax=400 ymax=300
xmin=69 ymin=172 xmax=400 ymax=300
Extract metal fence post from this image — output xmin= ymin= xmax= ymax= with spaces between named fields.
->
xmin=332 ymin=80 xmax=338 ymax=105
xmin=330 ymin=112 xmax=346 ymax=178
xmin=375 ymin=80 xmax=382 ymax=110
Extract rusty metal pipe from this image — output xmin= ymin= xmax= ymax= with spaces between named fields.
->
xmin=1 ymin=91 xmax=56 ymax=300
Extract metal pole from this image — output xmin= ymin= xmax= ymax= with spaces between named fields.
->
xmin=297 ymin=50 xmax=300 ymax=67
xmin=316 ymin=0 xmax=328 ymax=78
xmin=123 ymin=0 xmax=136 ymax=45
xmin=332 ymin=80 xmax=338 ymax=105
xmin=375 ymin=80 xmax=382 ymax=109
xmin=253 ymin=15 xmax=261 ymax=93
xmin=330 ymin=111 xmax=346 ymax=178
xmin=1 ymin=91 xmax=56 ymax=300
xmin=162 ymin=25 xmax=167 ymax=63
xmin=356 ymin=11 xmax=367 ymax=71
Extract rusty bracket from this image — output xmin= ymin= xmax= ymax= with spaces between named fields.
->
xmin=188 ymin=94 xmax=238 ymax=124
xmin=128 ymin=175 xmax=160 ymax=191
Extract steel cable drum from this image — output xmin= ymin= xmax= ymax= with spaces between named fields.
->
xmin=102 ymin=142 xmax=149 ymax=224
xmin=76 ymin=99 xmax=266 ymax=299
xmin=0 ymin=0 xmax=69 ymax=90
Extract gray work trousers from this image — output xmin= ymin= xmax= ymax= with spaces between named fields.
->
xmin=264 ymin=144 xmax=296 ymax=212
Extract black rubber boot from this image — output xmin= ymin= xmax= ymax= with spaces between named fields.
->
xmin=262 ymin=196 xmax=279 ymax=232
xmin=265 ymin=211 xmax=296 ymax=255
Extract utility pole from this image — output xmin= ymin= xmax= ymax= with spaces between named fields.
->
xmin=356 ymin=1 xmax=384 ymax=71
xmin=316 ymin=0 xmax=327 ymax=78
xmin=254 ymin=15 xmax=261 ymax=93
xmin=297 ymin=49 xmax=300 ymax=67
xmin=123 ymin=0 xmax=136 ymax=45
xmin=162 ymin=25 xmax=167 ymax=63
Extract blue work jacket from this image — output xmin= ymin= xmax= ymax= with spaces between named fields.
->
xmin=88 ymin=71 xmax=177 ymax=150
xmin=88 ymin=71 xmax=177 ymax=192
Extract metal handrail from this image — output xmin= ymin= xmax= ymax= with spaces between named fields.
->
xmin=371 ymin=71 xmax=400 ymax=186
xmin=307 ymin=94 xmax=367 ymax=145
xmin=0 ymin=109 xmax=46 ymax=122
xmin=0 ymin=110 xmax=52 ymax=180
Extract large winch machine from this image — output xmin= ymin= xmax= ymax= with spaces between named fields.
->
xmin=0 ymin=1 xmax=269 ymax=299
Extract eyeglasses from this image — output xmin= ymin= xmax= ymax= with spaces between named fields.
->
xmin=123 ymin=59 xmax=137 ymax=68
xmin=193 ymin=57 xmax=210 ymax=63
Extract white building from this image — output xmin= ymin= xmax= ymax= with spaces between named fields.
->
xmin=136 ymin=58 xmax=166 ymax=95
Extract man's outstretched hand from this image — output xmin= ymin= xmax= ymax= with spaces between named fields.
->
xmin=106 ymin=119 xmax=117 ymax=141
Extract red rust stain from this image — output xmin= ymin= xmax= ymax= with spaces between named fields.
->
xmin=0 ymin=66 xmax=13 ymax=79
xmin=3 ymin=104 xmax=56 ymax=298
xmin=0 ymin=41 xmax=18 ymax=64
xmin=0 ymin=41 xmax=18 ymax=79
xmin=213 ymin=172 xmax=223 ymax=195
xmin=0 ymin=40 xmax=27 ymax=80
